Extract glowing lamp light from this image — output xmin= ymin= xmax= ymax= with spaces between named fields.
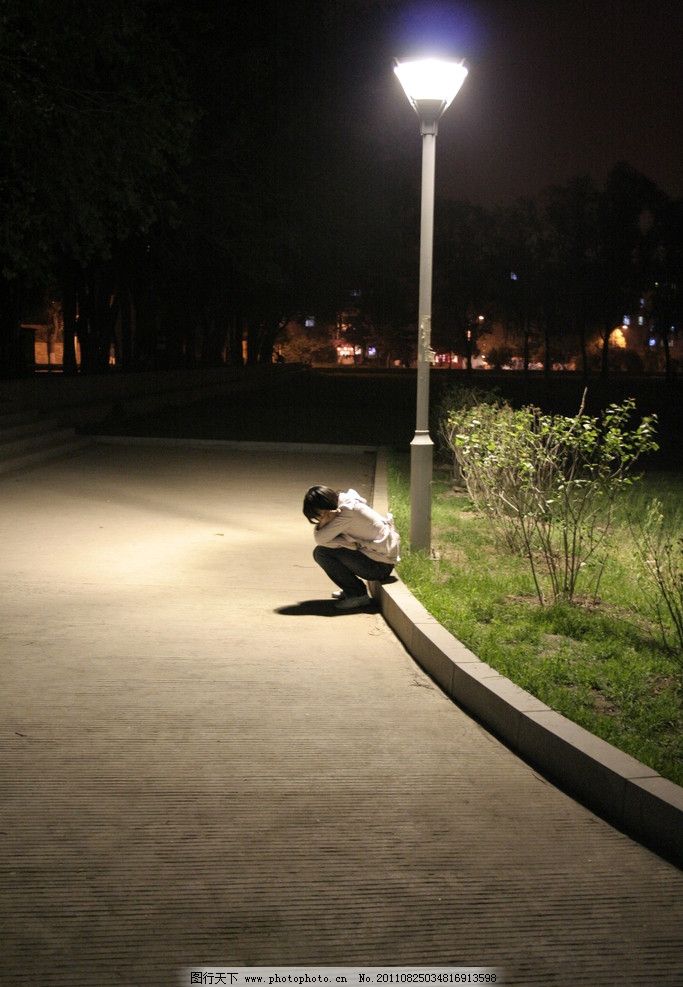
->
xmin=394 ymin=59 xmax=468 ymax=126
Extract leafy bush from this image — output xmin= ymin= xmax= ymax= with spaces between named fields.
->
xmin=443 ymin=393 xmax=658 ymax=605
xmin=632 ymin=500 xmax=683 ymax=657
xmin=436 ymin=384 xmax=502 ymax=485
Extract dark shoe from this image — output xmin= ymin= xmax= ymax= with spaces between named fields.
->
xmin=335 ymin=593 xmax=373 ymax=611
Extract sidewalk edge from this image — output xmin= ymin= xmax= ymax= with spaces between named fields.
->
xmin=371 ymin=448 xmax=683 ymax=869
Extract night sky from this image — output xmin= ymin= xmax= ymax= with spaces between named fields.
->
xmin=280 ymin=0 xmax=683 ymax=208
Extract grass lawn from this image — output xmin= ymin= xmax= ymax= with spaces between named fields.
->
xmin=388 ymin=452 xmax=683 ymax=787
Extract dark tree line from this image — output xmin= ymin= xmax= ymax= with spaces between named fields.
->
xmin=1 ymin=1 xmax=680 ymax=378
xmin=0 ymin=0 xmax=197 ymax=374
xmin=0 ymin=0 xmax=310 ymax=375
xmin=426 ymin=165 xmax=682 ymax=378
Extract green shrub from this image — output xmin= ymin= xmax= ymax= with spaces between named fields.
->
xmin=632 ymin=500 xmax=683 ymax=658
xmin=436 ymin=383 xmax=502 ymax=485
xmin=442 ymin=393 xmax=658 ymax=605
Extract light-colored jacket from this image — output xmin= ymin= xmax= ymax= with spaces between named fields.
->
xmin=313 ymin=489 xmax=401 ymax=565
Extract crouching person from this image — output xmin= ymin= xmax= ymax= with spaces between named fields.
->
xmin=303 ymin=485 xmax=400 ymax=610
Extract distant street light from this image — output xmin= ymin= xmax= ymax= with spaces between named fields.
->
xmin=395 ymin=57 xmax=468 ymax=552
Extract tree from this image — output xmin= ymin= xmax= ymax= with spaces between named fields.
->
xmin=489 ymin=198 xmax=547 ymax=373
xmin=542 ymin=176 xmax=602 ymax=377
xmin=0 ymin=0 xmax=196 ymax=375
xmin=432 ymin=200 xmax=495 ymax=359
xmin=645 ymin=199 xmax=682 ymax=379
xmin=594 ymin=163 xmax=669 ymax=377
xmin=276 ymin=318 xmax=336 ymax=365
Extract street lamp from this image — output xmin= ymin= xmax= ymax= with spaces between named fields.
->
xmin=395 ymin=57 xmax=468 ymax=552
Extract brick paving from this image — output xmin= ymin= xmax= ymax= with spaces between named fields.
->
xmin=1 ymin=443 xmax=682 ymax=987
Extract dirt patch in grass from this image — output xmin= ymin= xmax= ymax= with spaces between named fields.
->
xmin=439 ymin=485 xmax=468 ymax=499
xmin=590 ymin=688 xmax=619 ymax=717
xmin=540 ymin=632 xmax=574 ymax=650
xmin=651 ymin=675 xmax=681 ymax=697
xmin=434 ymin=543 xmax=467 ymax=567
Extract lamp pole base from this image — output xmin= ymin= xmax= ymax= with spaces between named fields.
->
xmin=410 ymin=431 xmax=433 ymax=553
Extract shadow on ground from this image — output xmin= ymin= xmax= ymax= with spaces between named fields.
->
xmin=275 ymin=599 xmax=380 ymax=617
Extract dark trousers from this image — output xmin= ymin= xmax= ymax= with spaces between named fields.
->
xmin=313 ymin=545 xmax=393 ymax=597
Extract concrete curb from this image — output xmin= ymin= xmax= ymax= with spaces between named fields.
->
xmin=370 ymin=448 xmax=683 ymax=868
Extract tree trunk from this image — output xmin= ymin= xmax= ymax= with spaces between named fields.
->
xmin=91 ymin=277 xmax=118 ymax=372
xmin=131 ymin=284 xmax=156 ymax=369
xmin=256 ymin=317 xmax=283 ymax=364
xmin=662 ymin=325 xmax=672 ymax=380
xmin=579 ymin=321 xmax=589 ymax=379
xmin=75 ymin=273 xmax=96 ymax=373
xmin=200 ymin=309 xmax=227 ymax=367
xmin=105 ymin=288 xmax=120 ymax=371
xmin=522 ymin=323 xmax=530 ymax=373
xmin=227 ymin=316 xmax=244 ymax=366
xmin=245 ymin=320 xmax=260 ymax=365
xmin=119 ymin=287 xmax=134 ymax=371
xmin=543 ymin=316 xmax=551 ymax=376
xmin=62 ymin=269 xmax=79 ymax=375
xmin=0 ymin=278 xmax=26 ymax=378
xmin=600 ymin=323 xmax=610 ymax=379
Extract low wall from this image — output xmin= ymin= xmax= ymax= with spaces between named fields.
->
xmin=0 ymin=365 xmax=305 ymax=427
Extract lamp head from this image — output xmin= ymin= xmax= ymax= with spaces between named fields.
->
xmin=394 ymin=58 xmax=468 ymax=130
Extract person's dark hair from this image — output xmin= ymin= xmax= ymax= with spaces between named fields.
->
xmin=303 ymin=485 xmax=339 ymax=523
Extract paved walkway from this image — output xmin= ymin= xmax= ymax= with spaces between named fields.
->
xmin=1 ymin=443 xmax=682 ymax=987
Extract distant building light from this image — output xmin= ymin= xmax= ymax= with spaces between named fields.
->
xmin=612 ymin=327 xmax=627 ymax=349
xmin=638 ymin=316 xmax=644 ymax=325
xmin=367 ymin=346 xmax=377 ymax=357
xmin=477 ymin=314 xmax=485 ymax=322
xmin=354 ymin=345 xmax=362 ymax=355
xmin=350 ymin=289 xmax=361 ymax=298
xmin=648 ymin=337 xmax=657 ymax=347
xmin=305 ymin=317 xmax=315 ymax=328
xmin=622 ymin=315 xmax=630 ymax=326
xmin=510 ymin=272 xmax=518 ymax=281
xmin=640 ymin=298 xmax=645 ymax=308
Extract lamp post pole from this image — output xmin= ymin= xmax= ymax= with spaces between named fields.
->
xmin=394 ymin=58 xmax=468 ymax=554
xmin=410 ymin=117 xmax=438 ymax=552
